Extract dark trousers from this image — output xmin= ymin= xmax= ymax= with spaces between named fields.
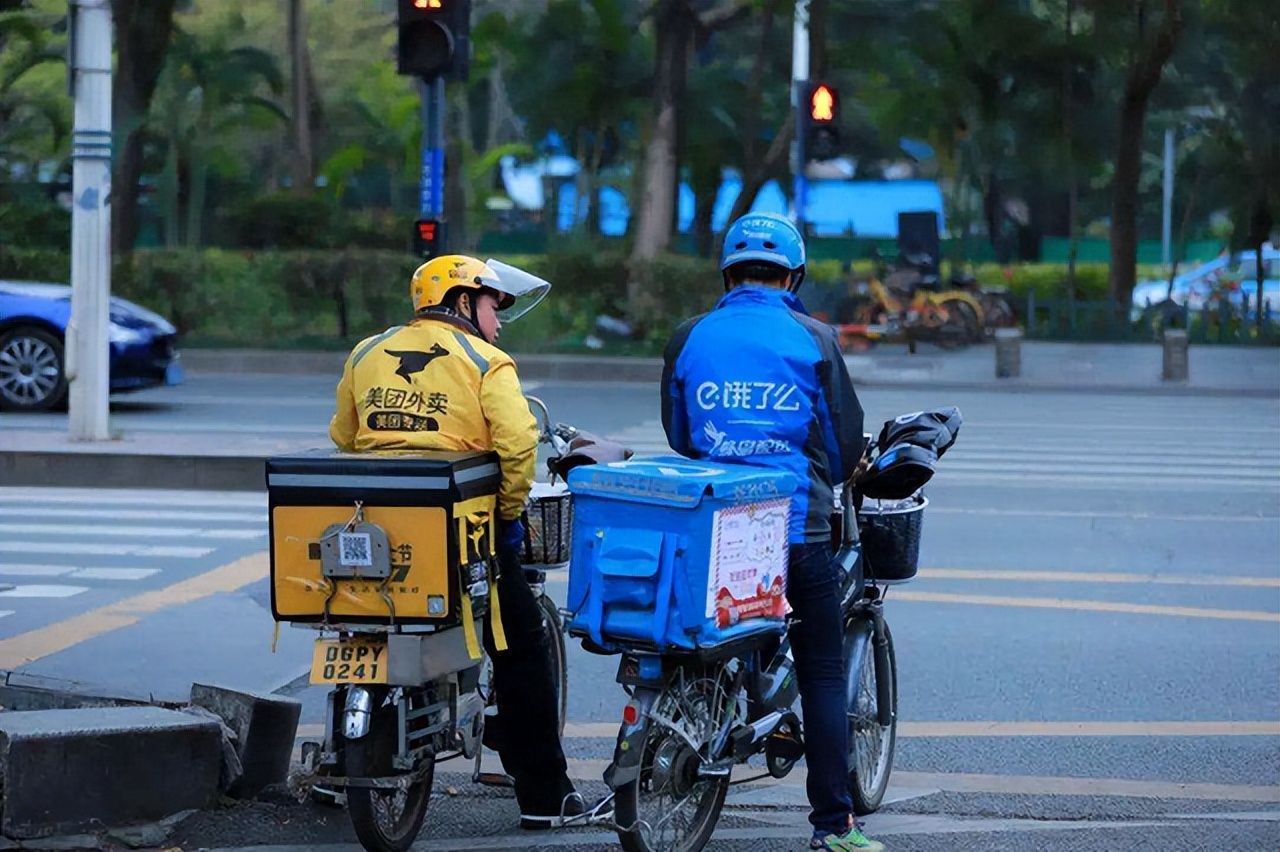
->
xmin=483 ymin=544 xmax=568 ymax=795
xmin=786 ymin=542 xmax=853 ymax=835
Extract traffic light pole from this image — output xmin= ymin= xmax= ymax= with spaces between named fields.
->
xmin=791 ymin=0 xmax=810 ymax=233
xmin=418 ymin=76 xmax=445 ymax=221
xmin=67 ymin=0 xmax=112 ymax=441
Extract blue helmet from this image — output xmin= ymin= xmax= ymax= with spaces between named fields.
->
xmin=720 ymin=212 xmax=806 ymax=291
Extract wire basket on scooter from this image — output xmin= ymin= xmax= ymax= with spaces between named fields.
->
xmin=521 ymin=481 xmax=573 ymax=567
xmin=858 ymin=493 xmax=927 ymax=584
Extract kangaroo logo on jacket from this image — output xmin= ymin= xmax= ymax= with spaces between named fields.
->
xmin=385 ymin=343 xmax=450 ymax=382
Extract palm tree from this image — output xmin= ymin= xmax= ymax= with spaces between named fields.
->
xmin=149 ymin=19 xmax=286 ymax=247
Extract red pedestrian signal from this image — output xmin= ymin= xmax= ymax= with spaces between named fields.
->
xmin=809 ymin=83 xmax=838 ymax=123
xmin=414 ymin=218 xmax=445 ymax=259
xmin=804 ymin=81 xmax=841 ymax=162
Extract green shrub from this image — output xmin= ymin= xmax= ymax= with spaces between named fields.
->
xmin=0 ymin=245 xmax=71 ymax=282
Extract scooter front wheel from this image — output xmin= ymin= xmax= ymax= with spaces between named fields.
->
xmin=346 ymin=702 xmax=434 ymax=852
xmin=844 ymin=618 xmax=897 ymax=815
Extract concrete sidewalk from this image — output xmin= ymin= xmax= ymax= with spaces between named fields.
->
xmin=1 ymin=341 xmax=1275 ymax=491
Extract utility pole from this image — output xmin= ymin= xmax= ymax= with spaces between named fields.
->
xmin=1161 ymin=126 xmax=1174 ymax=268
xmin=67 ymin=0 xmax=113 ymax=441
xmin=791 ymin=0 xmax=810 ymax=232
xmin=418 ymin=76 xmax=445 ymax=232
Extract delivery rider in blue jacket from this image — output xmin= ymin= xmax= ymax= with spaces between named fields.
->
xmin=661 ymin=214 xmax=882 ymax=852
xmin=330 ymin=256 xmax=595 ymax=829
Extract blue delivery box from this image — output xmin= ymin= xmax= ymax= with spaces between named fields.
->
xmin=565 ymin=456 xmax=797 ymax=652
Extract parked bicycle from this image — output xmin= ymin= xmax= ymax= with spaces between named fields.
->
xmin=834 ymin=253 xmax=985 ymax=353
xmin=563 ymin=409 xmax=962 ymax=852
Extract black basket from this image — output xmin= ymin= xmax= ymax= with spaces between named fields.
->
xmin=857 ymin=494 xmax=927 ymax=584
xmin=520 ymin=483 xmax=573 ymax=567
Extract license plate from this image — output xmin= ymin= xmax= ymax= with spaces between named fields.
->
xmin=310 ymin=638 xmax=389 ymax=685
xmin=165 ymin=361 xmax=184 ymax=386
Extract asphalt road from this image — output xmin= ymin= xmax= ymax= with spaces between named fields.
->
xmin=1 ymin=375 xmax=1278 ymax=850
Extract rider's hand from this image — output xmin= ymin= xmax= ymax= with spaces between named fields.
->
xmin=498 ymin=517 xmax=526 ymax=552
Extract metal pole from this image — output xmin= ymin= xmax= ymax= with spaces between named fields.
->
xmin=1161 ymin=126 xmax=1174 ymax=268
xmin=791 ymin=0 xmax=809 ymax=230
xmin=416 ymin=76 xmax=446 ymax=252
xmin=68 ymin=0 xmax=112 ymax=441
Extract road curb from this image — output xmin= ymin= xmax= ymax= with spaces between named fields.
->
xmin=177 ymin=348 xmax=1278 ymax=398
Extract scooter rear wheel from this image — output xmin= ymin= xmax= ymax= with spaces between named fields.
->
xmin=346 ymin=702 xmax=434 ymax=852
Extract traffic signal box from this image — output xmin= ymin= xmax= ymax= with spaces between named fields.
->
xmin=803 ymin=81 xmax=841 ymax=162
xmin=397 ymin=0 xmax=471 ymax=81
xmin=414 ymin=217 xmax=445 ymax=260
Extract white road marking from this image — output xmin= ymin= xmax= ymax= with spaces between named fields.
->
xmin=0 ymin=565 xmax=78 ymax=576
xmin=0 ymin=508 xmax=265 ymax=523
xmin=0 ymin=611 xmax=12 ymax=619
xmin=0 ymin=585 xmax=90 ymax=598
xmin=0 ymin=523 xmax=264 ymax=539
xmin=0 ymin=489 xmax=266 ymax=508
xmin=0 ymin=542 xmax=214 ymax=557
xmin=69 ymin=568 xmax=160 ymax=581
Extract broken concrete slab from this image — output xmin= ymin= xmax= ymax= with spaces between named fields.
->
xmin=0 ymin=706 xmax=220 ymax=840
xmin=189 ymin=683 xmax=302 ymax=799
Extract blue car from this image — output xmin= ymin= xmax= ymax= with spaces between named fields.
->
xmin=0 ymin=280 xmax=183 ymax=412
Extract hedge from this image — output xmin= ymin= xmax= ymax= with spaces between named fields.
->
xmin=0 ymin=245 xmax=1165 ymax=353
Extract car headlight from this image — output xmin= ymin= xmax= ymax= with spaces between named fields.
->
xmin=110 ymin=323 xmax=149 ymax=345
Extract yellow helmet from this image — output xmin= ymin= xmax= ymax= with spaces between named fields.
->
xmin=410 ymin=254 xmax=551 ymax=321
xmin=410 ymin=255 xmax=502 ymax=314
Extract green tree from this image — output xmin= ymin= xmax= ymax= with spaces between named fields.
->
xmin=112 ymin=0 xmax=179 ymax=253
xmin=150 ymin=15 xmax=285 ymax=246
xmin=1097 ymin=0 xmax=1185 ymax=308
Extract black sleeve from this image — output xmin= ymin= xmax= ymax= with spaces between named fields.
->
xmin=799 ymin=314 xmax=865 ymax=482
xmin=660 ymin=316 xmax=702 ymax=458
xmin=826 ymin=335 xmax=866 ymax=473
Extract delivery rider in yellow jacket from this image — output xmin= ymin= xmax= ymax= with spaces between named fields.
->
xmin=330 ymin=255 xmax=591 ymax=830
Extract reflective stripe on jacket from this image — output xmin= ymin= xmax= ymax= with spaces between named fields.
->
xmin=329 ymin=317 xmax=538 ymax=521
xmin=661 ymin=285 xmax=866 ymax=544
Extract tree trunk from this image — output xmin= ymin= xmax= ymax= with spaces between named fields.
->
xmin=719 ymin=0 xmax=779 ymax=252
xmin=1063 ymin=0 xmax=1078 ymax=302
xmin=111 ymin=0 xmax=179 ymax=254
xmin=288 ymin=0 xmax=314 ymax=196
xmin=628 ymin=0 xmax=695 ymax=284
xmin=725 ymin=111 xmax=794 ymax=225
xmin=1107 ymin=0 xmax=1183 ymax=311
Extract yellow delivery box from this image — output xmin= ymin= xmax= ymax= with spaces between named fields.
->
xmin=266 ymin=448 xmax=500 ymax=626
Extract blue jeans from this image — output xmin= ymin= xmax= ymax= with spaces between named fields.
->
xmin=786 ymin=542 xmax=852 ymax=835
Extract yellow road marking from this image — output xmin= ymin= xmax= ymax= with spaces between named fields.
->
xmin=917 ymin=568 xmax=1280 ymax=588
xmin=0 ymin=551 xmax=267 ymax=670
xmin=295 ymin=719 xmax=1280 ymax=741
xmin=893 ymin=590 xmax=1280 ymax=622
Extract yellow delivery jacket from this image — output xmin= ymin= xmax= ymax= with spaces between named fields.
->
xmin=329 ymin=316 xmax=538 ymax=521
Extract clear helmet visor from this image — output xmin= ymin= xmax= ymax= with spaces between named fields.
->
xmin=479 ymin=259 xmax=551 ymax=322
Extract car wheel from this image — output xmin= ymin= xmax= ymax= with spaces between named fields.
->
xmin=0 ymin=326 xmax=68 ymax=412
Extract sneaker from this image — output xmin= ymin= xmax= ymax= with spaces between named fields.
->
xmin=810 ymin=820 xmax=885 ymax=851
xmin=520 ymin=791 xmax=614 ymax=831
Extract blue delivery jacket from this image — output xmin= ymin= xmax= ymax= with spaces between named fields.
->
xmin=661 ymin=285 xmax=866 ymax=544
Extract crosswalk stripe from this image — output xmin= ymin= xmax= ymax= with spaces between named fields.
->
xmin=69 ymin=568 xmax=160 ymax=581
xmin=0 ymin=565 xmax=77 ymax=576
xmin=0 ymin=490 xmax=266 ymax=508
xmin=0 ymin=523 xmax=264 ymax=540
xmin=0 ymin=585 xmax=89 ymax=598
xmin=0 ymin=508 xmax=266 ymax=523
xmin=0 ymin=542 xmax=213 ymax=557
